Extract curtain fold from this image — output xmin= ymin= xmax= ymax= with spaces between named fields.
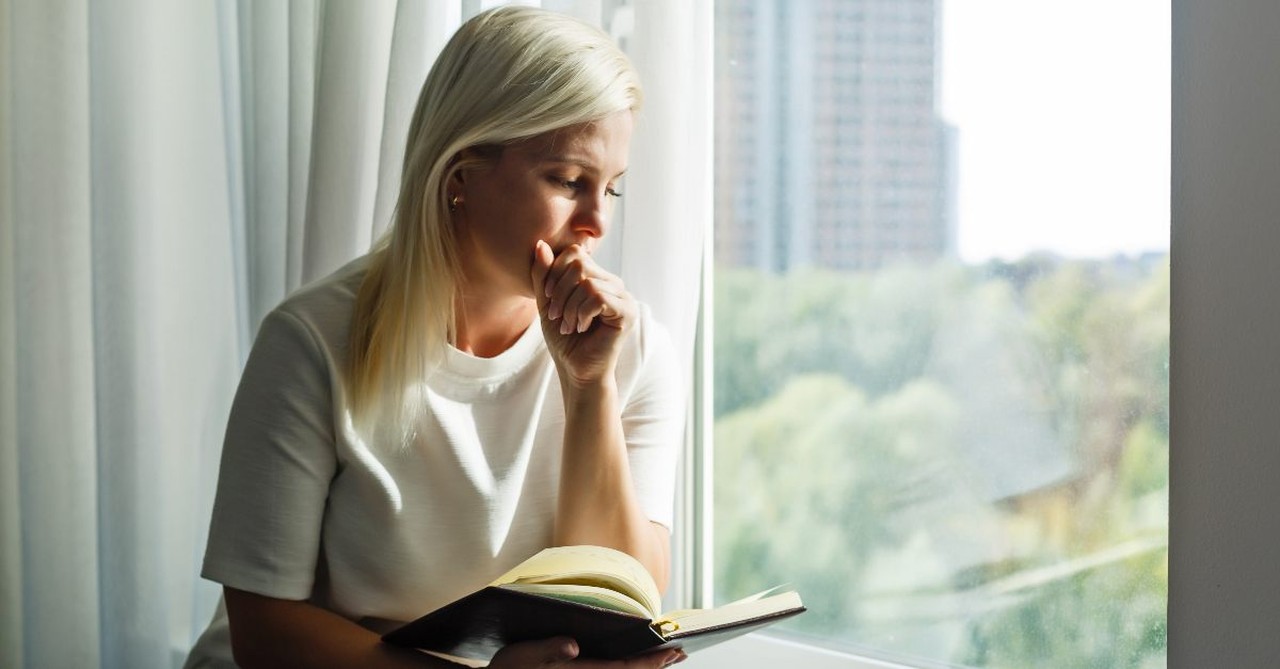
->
xmin=620 ymin=0 xmax=711 ymax=383
xmin=6 ymin=0 xmax=99 ymax=666
xmin=0 ymin=0 xmax=20 ymax=656
xmin=86 ymin=2 xmax=242 ymax=666
xmin=0 ymin=2 xmax=709 ymax=667
xmin=228 ymin=0 xmax=287 ymax=346
xmin=300 ymin=1 xmax=397 ymax=284
xmin=285 ymin=0 xmax=321 ymax=296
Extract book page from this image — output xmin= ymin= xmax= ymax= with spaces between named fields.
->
xmin=499 ymin=582 xmax=652 ymax=618
xmin=489 ymin=546 xmax=663 ymax=619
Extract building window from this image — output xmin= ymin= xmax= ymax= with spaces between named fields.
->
xmin=708 ymin=0 xmax=1169 ymax=666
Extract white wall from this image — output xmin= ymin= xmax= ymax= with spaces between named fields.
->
xmin=1169 ymin=0 xmax=1280 ymax=666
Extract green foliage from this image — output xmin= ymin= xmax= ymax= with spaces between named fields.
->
xmin=712 ymin=255 xmax=1169 ymax=667
xmin=961 ymin=550 xmax=1168 ymax=668
xmin=714 ymin=262 xmax=963 ymax=417
xmin=715 ymin=375 xmax=964 ymax=632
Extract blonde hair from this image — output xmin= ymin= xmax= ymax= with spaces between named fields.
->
xmin=348 ymin=6 xmax=643 ymax=432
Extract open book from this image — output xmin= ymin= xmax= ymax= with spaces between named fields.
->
xmin=382 ymin=545 xmax=805 ymax=662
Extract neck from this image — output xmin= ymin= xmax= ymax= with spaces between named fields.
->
xmin=453 ymin=285 xmax=537 ymax=358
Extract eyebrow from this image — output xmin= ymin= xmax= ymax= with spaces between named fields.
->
xmin=541 ymin=155 xmax=628 ymax=180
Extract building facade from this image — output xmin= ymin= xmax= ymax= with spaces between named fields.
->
xmin=715 ymin=0 xmax=956 ymax=272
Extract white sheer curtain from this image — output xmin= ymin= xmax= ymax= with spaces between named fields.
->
xmin=0 ymin=1 xmax=709 ymax=668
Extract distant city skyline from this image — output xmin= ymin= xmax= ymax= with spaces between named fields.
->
xmin=712 ymin=0 xmax=1170 ymax=268
xmin=714 ymin=0 xmax=952 ymax=272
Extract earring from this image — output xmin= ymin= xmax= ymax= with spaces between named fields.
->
xmin=449 ymin=195 xmax=462 ymax=212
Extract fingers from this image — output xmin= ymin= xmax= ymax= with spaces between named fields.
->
xmin=531 ymin=240 xmax=556 ymax=312
xmin=489 ymin=636 xmax=579 ymax=668
xmin=536 ymin=243 xmax=631 ymax=334
xmin=570 ymin=647 xmax=687 ymax=668
xmin=632 ymin=648 xmax=687 ymax=668
xmin=559 ymin=278 xmax=623 ymax=335
xmin=491 ymin=638 xmax=686 ymax=669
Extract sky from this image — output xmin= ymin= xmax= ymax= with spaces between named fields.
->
xmin=939 ymin=0 xmax=1171 ymax=262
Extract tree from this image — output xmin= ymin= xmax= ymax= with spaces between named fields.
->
xmin=712 ymin=255 xmax=1169 ymax=666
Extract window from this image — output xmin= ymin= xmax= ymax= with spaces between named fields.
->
xmin=699 ymin=1 xmax=1169 ymax=667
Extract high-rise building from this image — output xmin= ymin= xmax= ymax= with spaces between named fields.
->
xmin=715 ymin=0 xmax=956 ymax=272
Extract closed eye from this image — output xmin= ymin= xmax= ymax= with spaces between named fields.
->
xmin=552 ymin=177 xmax=583 ymax=192
xmin=552 ymin=176 xmax=621 ymax=198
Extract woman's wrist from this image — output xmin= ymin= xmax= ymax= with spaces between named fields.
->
xmin=557 ymin=371 xmax=622 ymax=457
xmin=557 ymin=364 xmax=619 ymax=394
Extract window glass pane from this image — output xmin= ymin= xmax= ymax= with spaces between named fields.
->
xmin=711 ymin=1 xmax=1168 ymax=666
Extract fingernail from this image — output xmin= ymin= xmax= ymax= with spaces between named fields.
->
xmin=560 ymin=639 xmax=579 ymax=659
xmin=560 ymin=320 xmax=573 ymax=335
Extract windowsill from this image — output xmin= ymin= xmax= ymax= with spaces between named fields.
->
xmin=680 ymin=633 xmax=929 ymax=669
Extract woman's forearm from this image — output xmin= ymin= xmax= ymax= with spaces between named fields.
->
xmin=553 ymin=377 xmax=670 ymax=591
xmin=224 ymin=587 xmax=458 ymax=669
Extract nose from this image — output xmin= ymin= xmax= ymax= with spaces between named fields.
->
xmin=571 ymin=189 xmax=611 ymax=240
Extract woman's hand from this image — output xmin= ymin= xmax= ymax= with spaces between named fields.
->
xmin=488 ymin=637 xmax=685 ymax=668
xmin=531 ymin=240 xmax=637 ymax=387
xmin=530 ymin=241 xmax=670 ymax=588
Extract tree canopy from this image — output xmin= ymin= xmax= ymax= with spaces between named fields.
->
xmin=712 ymin=254 xmax=1169 ymax=666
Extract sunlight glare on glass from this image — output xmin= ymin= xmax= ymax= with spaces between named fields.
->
xmin=940 ymin=0 xmax=1171 ymax=261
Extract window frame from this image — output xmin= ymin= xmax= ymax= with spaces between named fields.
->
xmin=1166 ymin=0 xmax=1280 ymax=666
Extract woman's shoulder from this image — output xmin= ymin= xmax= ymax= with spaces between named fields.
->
xmin=278 ymin=255 xmax=369 ymax=313
xmin=259 ymin=254 xmax=371 ymax=354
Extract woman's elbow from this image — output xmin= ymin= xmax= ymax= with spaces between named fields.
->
xmin=223 ymin=587 xmax=291 ymax=669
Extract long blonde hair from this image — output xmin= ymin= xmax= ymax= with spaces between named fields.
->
xmin=348 ymin=6 xmax=643 ymax=431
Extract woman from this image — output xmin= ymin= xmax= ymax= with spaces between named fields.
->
xmin=185 ymin=7 xmax=686 ymax=668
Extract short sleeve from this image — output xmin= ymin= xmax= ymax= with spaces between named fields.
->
xmin=620 ymin=310 xmax=686 ymax=531
xmin=200 ymin=308 xmax=338 ymax=600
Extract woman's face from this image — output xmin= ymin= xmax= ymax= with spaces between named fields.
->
xmin=453 ymin=111 xmax=633 ymax=297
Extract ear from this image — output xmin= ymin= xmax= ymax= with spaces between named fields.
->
xmin=447 ymin=144 xmax=501 ymax=195
xmin=444 ymin=152 xmax=466 ymax=185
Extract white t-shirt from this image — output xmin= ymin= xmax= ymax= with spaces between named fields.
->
xmin=184 ymin=256 xmax=684 ymax=668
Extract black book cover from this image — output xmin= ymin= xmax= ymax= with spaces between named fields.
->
xmin=381 ymin=586 xmax=806 ymax=662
